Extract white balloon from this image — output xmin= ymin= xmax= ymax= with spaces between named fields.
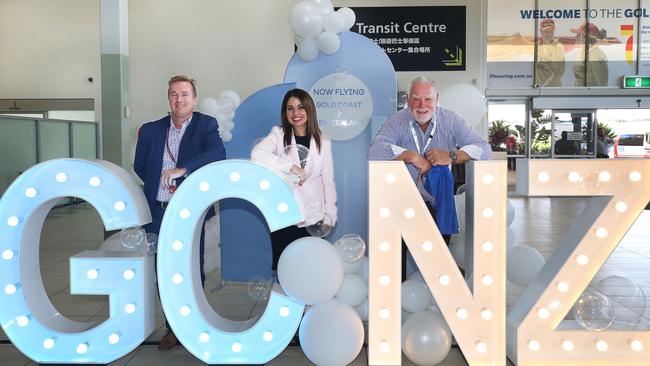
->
xmin=215 ymin=95 xmax=236 ymax=113
xmin=219 ymin=129 xmax=232 ymax=142
xmin=402 ymin=311 xmax=452 ymax=366
xmin=407 ymin=270 xmax=424 ymax=283
xmin=297 ymin=37 xmax=319 ymax=61
xmin=336 ymin=274 xmax=368 ymax=307
xmin=507 ymin=245 xmax=545 ymax=287
xmin=99 ymin=232 xmax=128 ymax=251
xmin=290 ymin=2 xmax=323 ymax=39
xmin=402 ymin=309 xmax=413 ymax=324
xmin=215 ymin=111 xmax=235 ymax=123
xmin=277 ymin=237 xmax=344 ymax=305
xmin=354 ymin=298 xmax=368 ymax=322
xmin=439 ymin=84 xmax=486 ymax=126
xmin=316 ymin=31 xmax=341 ymax=55
xmin=449 ymin=237 xmax=465 ymax=269
xmin=218 ymin=90 xmax=241 ymax=108
xmin=355 ymin=256 xmax=369 ymax=283
xmin=504 ymin=227 xmax=514 ymax=241
xmin=341 ymin=256 xmax=363 ymax=274
xmin=199 ymin=97 xmax=218 ymax=118
xmin=294 ymin=33 xmax=305 ymax=46
xmin=307 ymin=0 xmax=334 ymax=16
xmin=401 ymin=280 xmax=433 ymax=314
xmin=203 ymin=214 xmax=220 ymax=274
xmin=299 ymin=299 xmax=364 ymax=366
xmin=337 ymin=7 xmax=356 ymax=30
xmin=219 ymin=120 xmax=235 ymax=131
xmin=323 ymin=12 xmax=345 ymax=33
xmin=506 ymin=199 xmax=515 ymax=227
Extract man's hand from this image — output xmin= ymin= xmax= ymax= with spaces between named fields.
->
xmin=161 ymin=167 xmax=187 ymax=188
xmin=398 ymin=150 xmax=432 ymax=174
xmin=425 ymin=148 xmax=452 ymax=166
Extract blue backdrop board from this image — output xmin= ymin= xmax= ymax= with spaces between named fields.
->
xmin=284 ymin=31 xmax=396 ymax=244
xmin=220 ymin=83 xmax=296 ymax=281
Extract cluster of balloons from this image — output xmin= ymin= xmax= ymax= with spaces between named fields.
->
xmin=401 ymin=271 xmax=453 ymax=365
xmin=504 ymin=199 xmax=546 ymax=288
xmin=199 ymin=90 xmax=241 ymax=142
xmin=277 ymin=235 xmax=364 ymax=365
xmin=575 ymin=274 xmax=646 ymax=331
xmin=290 ymin=0 xmax=356 ymax=61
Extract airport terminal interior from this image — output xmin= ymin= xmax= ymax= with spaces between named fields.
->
xmin=2 ymin=0 xmax=650 ymax=365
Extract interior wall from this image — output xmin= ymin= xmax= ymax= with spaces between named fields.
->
xmin=0 ymin=0 xmax=102 ymax=117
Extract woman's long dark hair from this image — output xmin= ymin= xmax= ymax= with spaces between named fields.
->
xmin=280 ymin=89 xmax=322 ymax=152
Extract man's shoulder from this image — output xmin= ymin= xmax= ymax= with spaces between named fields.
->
xmin=139 ymin=116 xmax=168 ymax=133
xmin=192 ymin=112 xmax=218 ymax=125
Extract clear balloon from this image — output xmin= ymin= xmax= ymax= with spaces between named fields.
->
xmin=143 ymin=233 xmax=158 ymax=254
xmin=120 ymin=227 xmax=145 ymax=250
xmin=596 ymin=275 xmax=646 ymax=329
xmin=402 ymin=311 xmax=452 ymax=365
xmin=299 ymin=299 xmax=364 ymax=366
xmin=297 ymin=37 xmax=319 ymax=61
xmin=316 ymin=31 xmax=341 ymax=55
xmin=281 ymin=144 xmax=310 ymax=183
xmin=306 ymin=220 xmax=332 ymax=237
xmin=277 ymin=237 xmax=343 ymax=305
xmin=247 ymin=276 xmax=273 ymax=301
xmin=334 ymin=233 xmax=366 ymax=263
xmin=575 ymin=290 xmax=615 ymax=331
xmin=290 ymin=2 xmax=323 ymax=39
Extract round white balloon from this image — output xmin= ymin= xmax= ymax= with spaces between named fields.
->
xmin=401 ymin=280 xmax=433 ymax=314
xmin=218 ymin=90 xmax=241 ymax=108
xmin=355 ymin=256 xmax=369 ymax=283
xmin=402 ymin=311 xmax=452 ymax=366
xmin=439 ymin=84 xmax=486 ymax=126
xmin=297 ymin=37 xmax=319 ymax=61
xmin=323 ymin=12 xmax=345 ymax=33
xmin=307 ymin=0 xmax=334 ymax=16
xmin=277 ymin=237 xmax=344 ymax=305
xmin=219 ymin=129 xmax=232 ymax=142
xmin=299 ymin=299 xmax=364 ymax=366
xmin=199 ymin=97 xmax=218 ymax=118
xmin=337 ymin=7 xmax=356 ymax=30
xmin=290 ymin=2 xmax=324 ymax=39
xmin=354 ymin=298 xmax=368 ymax=322
xmin=341 ymin=257 xmax=363 ymax=274
xmin=407 ymin=271 xmax=424 ymax=283
xmin=507 ymin=245 xmax=545 ymax=287
xmin=316 ymin=31 xmax=341 ymax=55
xmin=336 ymin=274 xmax=368 ymax=307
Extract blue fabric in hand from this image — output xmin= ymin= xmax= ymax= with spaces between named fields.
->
xmin=424 ymin=166 xmax=459 ymax=235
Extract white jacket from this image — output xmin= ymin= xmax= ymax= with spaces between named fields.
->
xmin=251 ymin=126 xmax=337 ymax=227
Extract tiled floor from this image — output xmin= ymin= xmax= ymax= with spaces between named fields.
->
xmin=2 ymin=195 xmax=649 ymax=365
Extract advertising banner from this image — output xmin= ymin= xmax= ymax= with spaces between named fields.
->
xmin=350 ymin=6 xmax=466 ymax=72
xmin=488 ymin=0 xmax=641 ymax=88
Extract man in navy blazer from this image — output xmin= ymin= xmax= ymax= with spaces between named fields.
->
xmin=134 ymin=75 xmax=226 ymax=350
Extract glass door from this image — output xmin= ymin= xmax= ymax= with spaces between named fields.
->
xmin=551 ymin=110 xmax=596 ymax=158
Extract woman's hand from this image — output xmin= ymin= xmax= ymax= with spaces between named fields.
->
xmin=290 ymin=165 xmax=306 ymax=186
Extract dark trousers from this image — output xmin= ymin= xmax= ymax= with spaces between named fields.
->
xmin=147 ymin=201 xmax=206 ymax=330
xmin=402 ymin=202 xmax=452 ymax=281
xmin=270 ymin=225 xmax=310 ymax=270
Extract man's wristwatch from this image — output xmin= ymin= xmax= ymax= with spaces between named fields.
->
xmin=449 ymin=150 xmax=458 ymax=164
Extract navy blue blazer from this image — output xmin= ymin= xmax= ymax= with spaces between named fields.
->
xmin=134 ymin=111 xmax=226 ymax=212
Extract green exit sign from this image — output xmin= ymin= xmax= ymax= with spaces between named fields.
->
xmin=623 ymin=76 xmax=650 ymax=88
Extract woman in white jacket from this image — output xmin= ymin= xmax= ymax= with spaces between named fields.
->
xmin=251 ymin=89 xmax=337 ymax=273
